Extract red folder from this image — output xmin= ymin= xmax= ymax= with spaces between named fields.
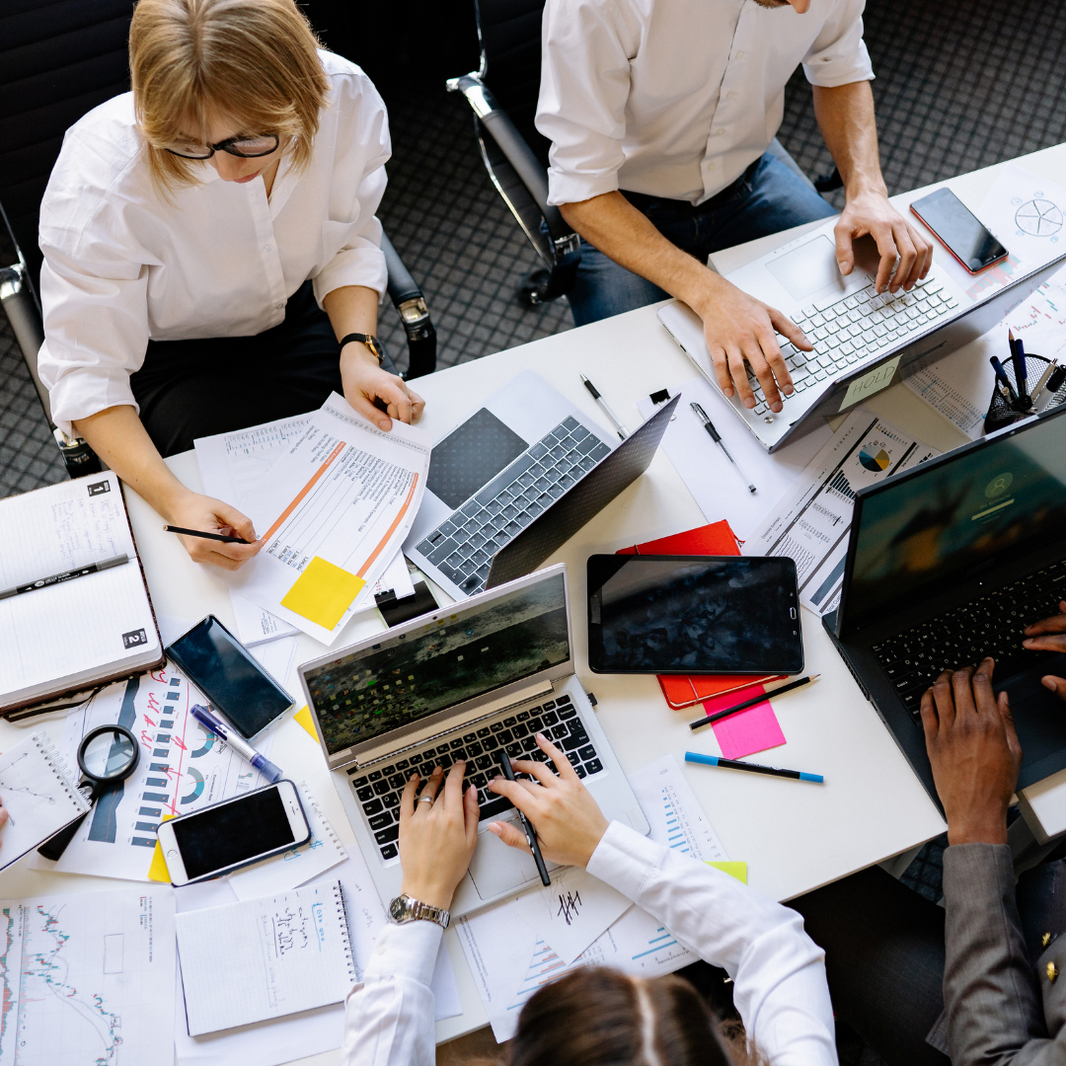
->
xmin=618 ymin=521 xmax=784 ymax=710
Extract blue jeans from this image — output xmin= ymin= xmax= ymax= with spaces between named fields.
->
xmin=566 ymin=152 xmax=836 ymax=326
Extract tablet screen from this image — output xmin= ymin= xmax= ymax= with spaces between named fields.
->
xmin=586 ymin=555 xmax=803 ymax=675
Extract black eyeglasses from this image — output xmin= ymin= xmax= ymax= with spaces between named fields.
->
xmin=163 ymin=133 xmax=280 ymax=160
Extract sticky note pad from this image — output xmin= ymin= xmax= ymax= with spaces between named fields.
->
xmin=294 ymin=705 xmax=318 ymax=740
xmin=706 ymin=861 xmax=747 ymax=884
xmin=147 ymin=814 xmax=175 ymax=883
xmin=703 ymin=684 xmax=786 ymax=760
xmin=281 ymin=556 xmax=365 ymax=630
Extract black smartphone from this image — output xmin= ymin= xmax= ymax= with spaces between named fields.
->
xmin=910 ymin=187 xmax=1008 ymax=273
xmin=156 ymin=780 xmax=310 ymax=885
xmin=586 ymin=554 xmax=803 ymax=675
xmin=165 ymin=615 xmax=293 ymax=738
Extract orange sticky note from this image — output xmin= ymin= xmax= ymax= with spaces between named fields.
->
xmin=281 ymin=556 xmax=365 ymax=630
xmin=147 ymin=814 xmax=176 ymax=883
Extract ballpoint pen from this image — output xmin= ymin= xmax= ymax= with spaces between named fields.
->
xmin=989 ymin=356 xmax=1018 ymax=405
xmin=690 ymin=402 xmax=756 ymax=494
xmin=190 ymin=704 xmax=283 ymax=782
xmin=580 ymin=374 xmax=628 ymax=439
xmin=1009 ymin=330 xmax=1030 ymax=407
xmin=688 ymin=674 xmax=820 ymax=731
xmin=497 ymin=750 xmax=551 ymax=886
xmin=1031 ymin=359 xmax=1058 ymax=410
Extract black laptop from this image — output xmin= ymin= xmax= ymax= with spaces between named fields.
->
xmin=825 ymin=403 xmax=1066 ymax=804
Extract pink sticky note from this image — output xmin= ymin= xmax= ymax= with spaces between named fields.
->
xmin=704 ymin=685 xmax=787 ymax=759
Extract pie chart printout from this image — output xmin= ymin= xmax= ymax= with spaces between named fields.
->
xmin=859 ymin=447 xmax=891 ymax=473
xmin=1015 ymin=199 xmax=1063 ymax=238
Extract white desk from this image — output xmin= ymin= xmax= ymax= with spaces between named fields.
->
xmin=3 ymin=143 xmax=1063 ymax=1065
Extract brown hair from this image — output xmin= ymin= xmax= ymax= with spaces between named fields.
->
xmin=504 ymin=968 xmax=765 ymax=1066
xmin=129 ymin=0 xmax=330 ymax=191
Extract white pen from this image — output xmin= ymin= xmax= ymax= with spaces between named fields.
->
xmin=580 ymin=374 xmax=628 ymax=439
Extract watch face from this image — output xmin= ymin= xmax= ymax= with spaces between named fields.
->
xmin=389 ymin=896 xmax=408 ymax=921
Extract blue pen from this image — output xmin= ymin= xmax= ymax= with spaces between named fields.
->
xmin=190 ymin=704 xmax=283 ymax=783
xmin=685 ymin=751 xmax=823 ymax=783
xmin=989 ymin=356 xmax=1018 ymax=404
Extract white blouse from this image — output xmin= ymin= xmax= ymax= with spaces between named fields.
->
xmin=536 ymin=0 xmax=873 ymax=208
xmin=37 ymin=50 xmax=390 ymax=437
xmin=341 ymin=822 xmax=837 ymax=1066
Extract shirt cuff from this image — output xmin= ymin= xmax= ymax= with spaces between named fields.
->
xmin=586 ymin=820 xmax=667 ymax=901
xmin=45 ymin=363 xmax=140 ymax=440
xmin=363 ymin=919 xmax=444 ymax=988
xmin=802 ymin=40 xmax=875 ymax=89
xmin=546 ymin=164 xmax=620 ymax=208
xmin=942 ymin=842 xmax=1015 ymax=903
xmin=313 ymin=245 xmax=389 ymax=305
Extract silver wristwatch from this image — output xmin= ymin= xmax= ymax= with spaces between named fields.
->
xmin=388 ymin=893 xmax=450 ymax=930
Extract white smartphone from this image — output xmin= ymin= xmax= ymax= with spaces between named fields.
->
xmin=156 ymin=780 xmax=311 ymax=886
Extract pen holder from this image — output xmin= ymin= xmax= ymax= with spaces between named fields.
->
xmin=984 ymin=353 xmax=1053 ymax=435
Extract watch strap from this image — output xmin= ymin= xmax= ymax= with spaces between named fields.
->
xmin=389 ymin=893 xmax=450 ymax=930
xmin=339 ymin=332 xmax=385 ymax=366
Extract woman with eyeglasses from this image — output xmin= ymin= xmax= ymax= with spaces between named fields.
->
xmin=37 ymin=0 xmax=423 ymax=569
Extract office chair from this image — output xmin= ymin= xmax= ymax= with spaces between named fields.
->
xmin=0 ymin=0 xmax=436 ymax=481
xmin=447 ymin=0 xmax=841 ymax=306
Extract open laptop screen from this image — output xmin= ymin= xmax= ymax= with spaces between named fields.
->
xmin=304 ymin=573 xmax=569 ymax=755
xmin=845 ymin=409 xmax=1066 ymax=624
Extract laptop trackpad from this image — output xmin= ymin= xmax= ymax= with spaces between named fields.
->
xmin=467 ymin=820 xmax=546 ymax=898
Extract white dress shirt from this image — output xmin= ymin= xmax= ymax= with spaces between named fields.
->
xmin=37 ymin=50 xmax=390 ymax=437
xmin=536 ymin=0 xmax=873 ymax=207
xmin=341 ymin=822 xmax=836 ymax=1066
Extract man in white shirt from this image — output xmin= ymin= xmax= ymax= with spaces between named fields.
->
xmin=536 ymin=0 xmax=932 ymax=416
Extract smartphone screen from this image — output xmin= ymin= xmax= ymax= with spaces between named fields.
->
xmin=169 ymin=784 xmax=303 ymax=881
xmin=586 ymin=555 xmax=803 ymax=675
xmin=910 ymin=188 xmax=1008 ymax=273
xmin=166 ymin=616 xmax=293 ymax=738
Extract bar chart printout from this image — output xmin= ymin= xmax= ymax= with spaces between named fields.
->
xmin=0 ymin=888 xmax=175 ymax=1066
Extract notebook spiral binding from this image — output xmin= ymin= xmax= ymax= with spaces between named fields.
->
xmin=332 ymin=881 xmax=358 ymax=984
xmin=32 ymin=732 xmax=86 ymax=809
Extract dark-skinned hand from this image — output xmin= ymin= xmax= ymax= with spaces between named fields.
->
xmin=1023 ymin=599 xmax=1066 ymax=701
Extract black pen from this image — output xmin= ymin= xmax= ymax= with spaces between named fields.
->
xmin=690 ymin=402 xmax=756 ymax=493
xmin=580 ymin=374 xmax=628 ymax=440
xmin=163 ymin=525 xmax=250 ymax=544
xmin=0 ymin=554 xmax=129 ymax=600
xmin=497 ymin=750 xmax=551 ymax=886
xmin=1009 ymin=330 xmax=1030 ymax=408
xmin=688 ymin=674 xmax=820 ymax=731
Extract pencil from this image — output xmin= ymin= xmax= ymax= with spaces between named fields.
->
xmin=163 ymin=525 xmax=250 ymax=544
xmin=688 ymin=674 xmax=820 ymax=732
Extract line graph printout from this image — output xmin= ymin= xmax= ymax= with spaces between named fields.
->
xmin=30 ymin=664 xmax=277 ymax=882
xmin=0 ymin=888 xmax=175 ymax=1066
xmin=746 ymin=408 xmax=938 ymax=616
xmin=221 ymin=394 xmax=430 ymax=644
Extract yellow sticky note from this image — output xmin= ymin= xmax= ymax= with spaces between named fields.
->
xmin=706 ymin=861 xmax=747 ymax=884
xmin=281 ymin=556 xmax=365 ymax=630
xmin=294 ymin=705 xmax=318 ymax=740
xmin=147 ymin=814 xmax=176 ymax=883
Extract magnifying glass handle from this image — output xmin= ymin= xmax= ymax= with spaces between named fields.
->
xmin=38 ymin=810 xmax=90 ymax=862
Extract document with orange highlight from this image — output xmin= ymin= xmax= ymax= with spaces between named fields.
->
xmin=225 ymin=393 xmax=430 ymax=644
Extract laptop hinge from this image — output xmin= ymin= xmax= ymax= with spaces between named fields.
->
xmin=352 ymin=677 xmax=556 ymax=769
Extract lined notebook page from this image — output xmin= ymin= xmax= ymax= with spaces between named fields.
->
xmin=0 ymin=472 xmax=159 ymax=701
xmin=176 ymin=880 xmax=357 ymax=1035
xmin=0 ymin=731 xmax=91 ymax=870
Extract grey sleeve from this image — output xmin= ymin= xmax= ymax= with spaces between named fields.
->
xmin=942 ymin=843 xmax=1051 ymax=1065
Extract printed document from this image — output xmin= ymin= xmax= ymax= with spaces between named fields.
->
xmin=746 ymin=409 xmax=938 ymax=616
xmin=218 ymin=394 xmax=430 ymax=643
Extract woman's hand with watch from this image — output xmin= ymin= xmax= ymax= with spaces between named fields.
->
xmin=339 ymin=335 xmax=425 ymax=433
xmin=396 ymin=762 xmax=479 ymax=913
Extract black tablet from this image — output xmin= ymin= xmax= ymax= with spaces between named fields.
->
xmin=586 ymin=555 xmax=803 ymax=675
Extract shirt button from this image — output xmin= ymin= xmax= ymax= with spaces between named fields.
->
xmin=716 ymin=128 xmax=725 ymax=135
xmin=735 ymin=51 xmax=745 ymax=59
xmin=727 ymin=91 xmax=737 ymax=99
xmin=264 ymin=244 xmax=274 ymax=253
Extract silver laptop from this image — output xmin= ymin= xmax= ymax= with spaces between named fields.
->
xmin=298 ymin=564 xmax=651 ymax=916
xmin=404 ymin=370 xmax=679 ymax=599
xmin=658 ymin=218 xmax=1066 ymax=452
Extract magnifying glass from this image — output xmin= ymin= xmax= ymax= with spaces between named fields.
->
xmin=38 ymin=724 xmax=140 ymax=861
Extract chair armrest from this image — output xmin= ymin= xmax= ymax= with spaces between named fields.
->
xmin=381 ymin=232 xmax=437 ymax=380
xmin=446 ymin=72 xmax=576 ymax=253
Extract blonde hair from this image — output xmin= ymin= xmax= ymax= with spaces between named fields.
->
xmin=129 ymin=0 xmax=330 ymax=192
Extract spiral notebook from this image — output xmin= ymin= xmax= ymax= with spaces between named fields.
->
xmin=0 ymin=731 xmax=91 ymax=870
xmin=175 ymin=879 xmax=357 ymax=1035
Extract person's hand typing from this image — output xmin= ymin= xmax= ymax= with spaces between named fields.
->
xmin=1023 ymin=601 xmax=1066 ymax=701
xmin=398 ymin=763 xmax=479 ymax=910
xmin=166 ymin=489 xmax=261 ymax=571
xmin=835 ymin=189 xmax=933 ymax=294
xmin=692 ymin=273 xmax=808 ymax=415
xmin=920 ymin=659 xmax=1022 ymax=846
xmin=486 ymin=733 xmax=609 ymax=868
xmin=340 ymin=345 xmax=426 ymax=432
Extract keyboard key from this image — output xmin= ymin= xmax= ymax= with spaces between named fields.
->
xmin=368 ymin=770 xmax=383 ymax=781
xmin=355 ymin=785 xmax=374 ymax=801
xmin=375 ymin=825 xmax=400 ymax=845
xmin=362 ymin=797 xmax=383 ymax=815
xmin=382 ymin=792 xmax=400 ymax=808
xmin=388 ymin=773 xmax=405 ymax=790
xmin=380 ymin=843 xmax=398 ymax=860
xmin=479 ymin=796 xmax=514 ymax=818
xmin=450 ymin=738 xmax=465 ymax=749
xmin=369 ymin=812 xmax=393 ymax=831
xmin=555 ymin=695 xmax=570 ymax=705
xmin=517 ymin=710 xmax=530 ymax=721
xmin=585 ymin=759 xmax=603 ymax=775
xmin=542 ymin=711 xmax=559 ymax=726
xmin=557 ymin=704 xmax=577 ymax=719
xmin=372 ymin=780 xmax=391 ymax=796
xmin=578 ymin=744 xmax=596 ymax=761
xmin=477 ymin=726 xmax=492 ymax=738
xmin=550 ymin=724 xmax=569 ymax=740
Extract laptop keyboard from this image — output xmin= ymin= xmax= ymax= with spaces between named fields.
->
xmin=347 ymin=693 xmax=604 ymax=861
xmin=416 ymin=417 xmax=611 ymax=595
xmin=872 ymin=561 xmax=1066 ymax=719
xmin=745 ymin=276 xmax=959 ymax=416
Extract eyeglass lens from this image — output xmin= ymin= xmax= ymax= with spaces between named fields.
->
xmin=164 ymin=135 xmax=278 ymax=159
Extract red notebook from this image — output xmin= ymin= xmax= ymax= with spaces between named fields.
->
xmin=618 ymin=522 xmax=785 ymax=710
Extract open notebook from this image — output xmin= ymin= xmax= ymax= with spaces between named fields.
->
xmin=0 ymin=472 xmax=163 ymax=714
xmin=0 ymin=731 xmax=91 ymax=870
xmin=175 ymin=879 xmax=357 ymax=1035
